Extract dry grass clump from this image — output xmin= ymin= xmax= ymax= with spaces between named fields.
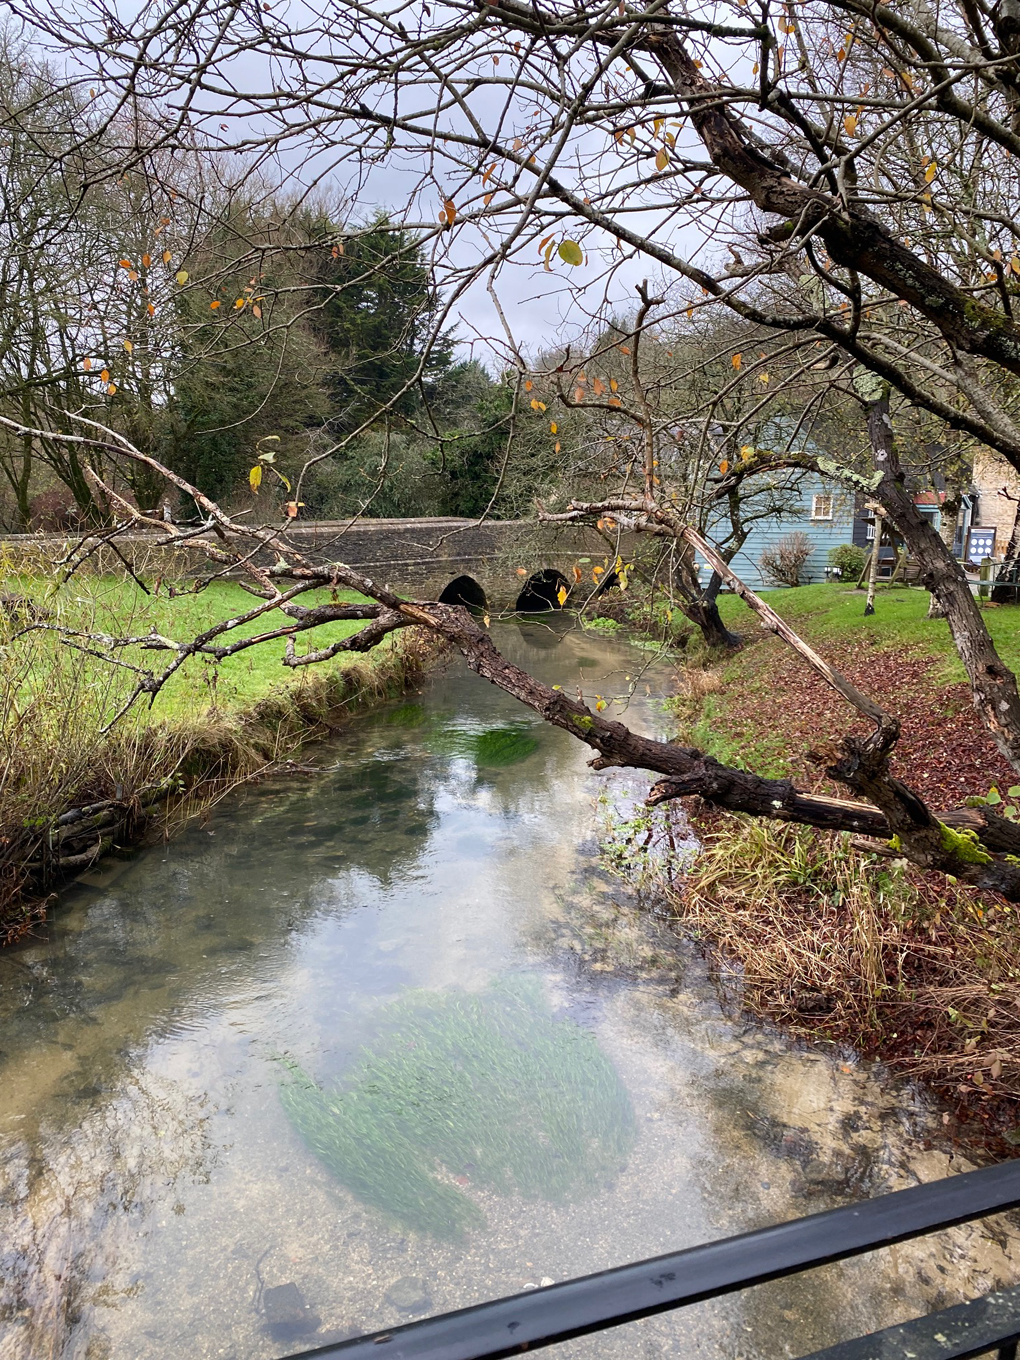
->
xmin=671 ymin=815 xmax=1020 ymax=1135
xmin=679 ymin=665 xmax=725 ymax=702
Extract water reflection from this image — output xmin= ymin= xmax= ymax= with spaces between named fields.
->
xmin=1 ymin=621 xmax=1017 ymax=1360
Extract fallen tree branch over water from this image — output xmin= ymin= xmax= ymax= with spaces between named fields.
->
xmin=7 ymin=414 xmax=1020 ymax=899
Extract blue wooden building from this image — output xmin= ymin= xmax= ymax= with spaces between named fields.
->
xmin=701 ymin=465 xmax=857 ymax=589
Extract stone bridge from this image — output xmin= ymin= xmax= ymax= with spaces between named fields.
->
xmin=2 ymin=517 xmax=623 ymax=611
xmin=283 ymin=517 xmax=618 ymax=610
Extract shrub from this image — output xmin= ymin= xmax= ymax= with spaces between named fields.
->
xmin=759 ymin=530 xmax=813 ymax=587
xmin=828 ymin=543 xmax=867 ymax=581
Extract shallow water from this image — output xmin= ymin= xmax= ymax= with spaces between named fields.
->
xmin=0 ymin=619 xmax=1016 ymax=1360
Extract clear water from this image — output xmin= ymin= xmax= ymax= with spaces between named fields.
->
xmin=1 ymin=620 xmax=1016 ymax=1360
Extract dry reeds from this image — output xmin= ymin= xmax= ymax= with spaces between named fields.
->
xmin=667 ymin=815 xmax=1020 ymax=1127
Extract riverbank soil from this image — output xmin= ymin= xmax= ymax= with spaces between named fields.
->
xmin=658 ymin=584 xmax=1020 ymax=1151
xmin=0 ymin=572 xmax=437 ymax=943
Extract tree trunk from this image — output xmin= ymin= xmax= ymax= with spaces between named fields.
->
xmin=927 ymin=489 xmax=961 ymax=619
xmin=864 ymin=389 xmax=1020 ymax=773
xmin=684 ymin=572 xmax=742 ymax=648
xmin=991 ymin=500 xmax=1020 ymax=604
xmin=16 ymin=389 xmax=33 ymax=531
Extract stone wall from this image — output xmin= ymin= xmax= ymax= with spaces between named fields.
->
xmin=972 ymin=450 xmax=1020 ymax=557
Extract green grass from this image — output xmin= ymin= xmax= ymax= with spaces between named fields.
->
xmin=11 ymin=576 xmax=373 ymax=720
xmin=714 ymin=583 xmax=1020 ymax=685
xmin=688 ymin=694 xmax=793 ymax=778
xmin=280 ymin=977 xmax=635 ymax=1240
xmin=0 ymin=571 xmax=431 ymax=938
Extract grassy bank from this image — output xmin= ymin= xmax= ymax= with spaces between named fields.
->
xmin=631 ymin=584 xmax=1020 ymax=1149
xmin=1 ymin=573 xmax=437 ymax=943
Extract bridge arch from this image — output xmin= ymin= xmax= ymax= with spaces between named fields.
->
xmin=438 ymin=574 xmax=488 ymax=613
xmin=515 ymin=568 xmax=570 ymax=612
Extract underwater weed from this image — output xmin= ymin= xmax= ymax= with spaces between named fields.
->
xmin=280 ymin=977 xmax=634 ymax=1240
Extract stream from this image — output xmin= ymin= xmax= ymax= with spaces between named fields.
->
xmin=0 ymin=619 xmax=1016 ymax=1360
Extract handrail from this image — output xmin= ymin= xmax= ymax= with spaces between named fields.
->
xmin=279 ymin=1161 xmax=1020 ymax=1360
xmin=798 ymin=1282 xmax=1020 ymax=1360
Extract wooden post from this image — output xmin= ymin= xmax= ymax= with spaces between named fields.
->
xmin=864 ymin=504 xmax=884 ymax=616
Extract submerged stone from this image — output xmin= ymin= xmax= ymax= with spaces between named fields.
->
xmin=263 ymin=1282 xmax=320 ymax=1339
xmin=385 ymin=1276 xmax=431 ymax=1314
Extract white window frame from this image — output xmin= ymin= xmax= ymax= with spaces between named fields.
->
xmin=811 ymin=493 xmax=833 ymax=521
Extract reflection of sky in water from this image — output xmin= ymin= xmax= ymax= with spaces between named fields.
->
xmin=1 ymin=622 xmax=1017 ymax=1360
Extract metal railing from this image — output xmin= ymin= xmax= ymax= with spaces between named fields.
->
xmin=279 ymin=1161 xmax=1020 ymax=1360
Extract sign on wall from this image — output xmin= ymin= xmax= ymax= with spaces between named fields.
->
xmin=967 ymin=527 xmax=997 ymax=560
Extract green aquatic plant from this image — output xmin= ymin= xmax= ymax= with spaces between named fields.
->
xmin=427 ymin=721 xmax=542 ymax=769
xmin=280 ymin=978 xmax=634 ymax=1240
xmin=470 ymin=724 xmax=541 ymax=767
xmin=382 ymin=701 xmax=430 ymax=728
